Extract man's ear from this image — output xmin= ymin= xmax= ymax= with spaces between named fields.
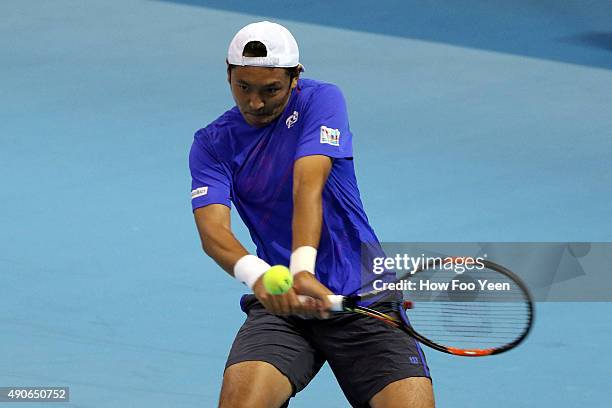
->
xmin=290 ymin=74 xmax=300 ymax=89
xmin=226 ymin=60 xmax=231 ymax=84
xmin=290 ymin=64 xmax=303 ymax=89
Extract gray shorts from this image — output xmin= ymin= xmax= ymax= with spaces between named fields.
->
xmin=225 ymin=295 xmax=431 ymax=408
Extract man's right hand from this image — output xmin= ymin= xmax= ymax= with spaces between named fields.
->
xmin=292 ymin=271 xmax=334 ymax=318
xmin=252 ymin=273 xmax=327 ymax=318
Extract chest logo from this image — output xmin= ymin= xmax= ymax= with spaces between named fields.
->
xmin=285 ymin=111 xmax=299 ymax=128
xmin=320 ymin=126 xmax=340 ymax=146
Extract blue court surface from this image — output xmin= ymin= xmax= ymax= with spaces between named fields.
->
xmin=2 ymin=1 xmax=611 ymax=407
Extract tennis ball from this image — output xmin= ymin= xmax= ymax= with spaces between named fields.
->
xmin=263 ymin=265 xmax=293 ymax=295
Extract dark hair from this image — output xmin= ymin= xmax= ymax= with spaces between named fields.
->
xmin=242 ymin=41 xmax=268 ymax=58
xmin=229 ymin=41 xmax=302 ymax=80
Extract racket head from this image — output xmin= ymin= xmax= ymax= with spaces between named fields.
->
xmin=355 ymin=258 xmax=534 ymax=356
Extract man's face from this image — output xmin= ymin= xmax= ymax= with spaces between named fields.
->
xmin=228 ymin=66 xmax=297 ymax=128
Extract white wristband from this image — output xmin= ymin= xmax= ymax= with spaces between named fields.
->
xmin=233 ymin=254 xmax=270 ymax=289
xmin=289 ymin=246 xmax=317 ymax=276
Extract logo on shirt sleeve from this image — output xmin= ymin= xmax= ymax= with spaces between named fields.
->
xmin=191 ymin=186 xmax=208 ymax=199
xmin=320 ymin=126 xmax=340 ymax=146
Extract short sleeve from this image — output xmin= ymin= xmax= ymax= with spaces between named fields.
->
xmin=189 ymin=132 xmax=232 ymax=211
xmin=295 ymin=84 xmax=353 ymax=160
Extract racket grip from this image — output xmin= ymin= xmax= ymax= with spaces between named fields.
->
xmin=297 ymin=295 xmax=345 ymax=312
xmin=328 ymin=295 xmax=344 ymax=312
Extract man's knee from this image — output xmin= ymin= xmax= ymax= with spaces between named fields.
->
xmin=370 ymin=377 xmax=435 ymax=408
xmin=219 ymin=361 xmax=292 ymax=408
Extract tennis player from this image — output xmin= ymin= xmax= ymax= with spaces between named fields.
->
xmin=190 ymin=21 xmax=435 ymax=408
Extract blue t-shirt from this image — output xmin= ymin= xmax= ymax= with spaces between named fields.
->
xmin=189 ymin=78 xmax=383 ymax=295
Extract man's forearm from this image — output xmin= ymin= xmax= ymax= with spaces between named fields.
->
xmin=291 ymin=155 xmax=332 ymax=257
xmin=292 ymin=187 xmax=323 ymax=250
xmin=201 ymin=226 xmax=249 ymax=275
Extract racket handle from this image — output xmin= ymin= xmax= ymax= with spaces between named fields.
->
xmin=328 ymin=295 xmax=344 ymax=312
xmin=297 ymin=295 xmax=345 ymax=312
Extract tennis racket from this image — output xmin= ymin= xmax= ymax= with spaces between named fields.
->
xmin=302 ymin=257 xmax=534 ymax=357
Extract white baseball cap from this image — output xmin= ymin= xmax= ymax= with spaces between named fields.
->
xmin=227 ymin=21 xmax=302 ymax=69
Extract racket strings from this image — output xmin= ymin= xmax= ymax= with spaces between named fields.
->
xmin=401 ymin=265 xmax=532 ymax=351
